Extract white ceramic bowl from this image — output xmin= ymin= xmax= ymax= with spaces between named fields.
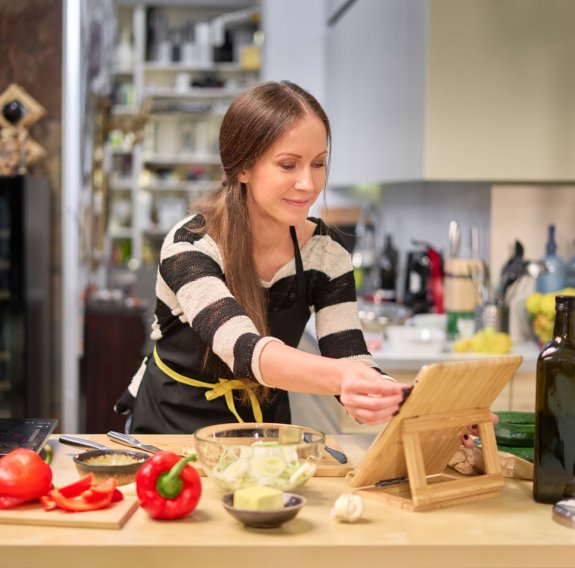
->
xmin=410 ymin=313 xmax=448 ymax=334
xmin=385 ymin=325 xmax=446 ymax=356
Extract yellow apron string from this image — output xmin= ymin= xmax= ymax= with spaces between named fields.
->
xmin=152 ymin=346 xmax=263 ymax=423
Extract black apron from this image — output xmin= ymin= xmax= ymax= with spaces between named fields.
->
xmin=119 ymin=226 xmax=311 ymax=434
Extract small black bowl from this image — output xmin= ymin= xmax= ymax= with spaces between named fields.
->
xmin=222 ymin=492 xmax=305 ymax=529
xmin=73 ymin=449 xmax=149 ymax=485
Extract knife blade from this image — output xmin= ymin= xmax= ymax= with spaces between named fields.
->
xmin=59 ymin=435 xmax=110 ymax=451
xmin=107 ymin=431 xmax=162 ymax=454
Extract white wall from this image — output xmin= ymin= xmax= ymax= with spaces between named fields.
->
xmin=425 ymin=0 xmax=575 ymax=181
xmin=261 ymin=0 xmax=327 ymax=104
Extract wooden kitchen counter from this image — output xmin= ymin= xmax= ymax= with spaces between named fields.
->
xmin=0 ymin=434 xmax=573 ymax=568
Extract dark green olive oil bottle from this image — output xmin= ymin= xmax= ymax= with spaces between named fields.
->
xmin=534 ymin=295 xmax=575 ymax=503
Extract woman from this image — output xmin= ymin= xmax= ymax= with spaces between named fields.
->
xmin=116 ymin=80 xmax=410 ymax=434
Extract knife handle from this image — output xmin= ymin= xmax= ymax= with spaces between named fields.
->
xmin=58 ymin=435 xmax=109 ymax=451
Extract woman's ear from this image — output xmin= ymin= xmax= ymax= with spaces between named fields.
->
xmin=238 ymin=169 xmax=249 ymax=184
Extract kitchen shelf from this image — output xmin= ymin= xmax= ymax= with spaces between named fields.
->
xmin=144 ymin=62 xmax=245 ymax=73
xmin=144 ymin=87 xmax=243 ymax=99
xmin=143 ymin=179 xmax=216 ymax=193
xmin=105 ymin=1 xmax=260 ymax=270
xmin=142 ymin=153 xmax=220 ymax=165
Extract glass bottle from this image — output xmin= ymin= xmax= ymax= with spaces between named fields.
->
xmin=536 ymin=224 xmax=567 ymax=294
xmin=534 ymin=295 xmax=575 ymax=503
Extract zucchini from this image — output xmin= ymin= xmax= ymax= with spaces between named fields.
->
xmin=494 ymin=411 xmax=535 ymax=425
xmin=497 ymin=444 xmax=534 ymax=463
xmin=495 ymin=422 xmax=535 ymax=448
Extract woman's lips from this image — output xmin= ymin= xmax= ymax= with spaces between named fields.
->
xmin=284 ymin=198 xmax=310 ymax=207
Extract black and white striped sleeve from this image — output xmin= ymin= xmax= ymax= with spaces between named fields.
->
xmin=157 ymin=216 xmax=281 ymax=385
xmin=310 ymin=231 xmax=394 ymax=380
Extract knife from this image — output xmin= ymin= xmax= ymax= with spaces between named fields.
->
xmin=107 ymin=431 xmax=162 ymax=454
xmin=303 ymin=432 xmax=348 ymax=464
xmin=59 ymin=435 xmax=109 ymax=451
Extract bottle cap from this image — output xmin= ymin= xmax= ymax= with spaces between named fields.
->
xmin=555 ymin=295 xmax=575 ymax=311
xmin=553 ymin=498 xmax=575 ymax=528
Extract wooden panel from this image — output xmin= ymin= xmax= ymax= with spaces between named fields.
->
xmin=348 ymin=355 xmax=523 ymax=488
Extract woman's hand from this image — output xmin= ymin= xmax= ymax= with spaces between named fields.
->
xmin=338 ymin=365 xmax=412 ymax=425
xmin=461 ymin=413 xmax=500 ymax=447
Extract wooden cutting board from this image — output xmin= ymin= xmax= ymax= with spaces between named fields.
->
xmin=0 ymin=498 xmax=139 ymax=529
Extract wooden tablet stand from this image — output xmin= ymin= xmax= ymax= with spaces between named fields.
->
xmin=355 ymin=408 xmax=502 ymax=511
xmin=346 ymin=356 xmax=524 ymax=512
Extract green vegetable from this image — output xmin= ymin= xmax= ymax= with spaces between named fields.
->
xmin=495 ymin=422 xmax=534 ymax=447
xmin=494 ymin=411 xmax=535 ymax=425
xmin=497 ymin=445 xmax=534 ymax=463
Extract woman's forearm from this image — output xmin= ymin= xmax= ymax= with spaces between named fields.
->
xmin=258 ymin=340 xmax=343 ymax=395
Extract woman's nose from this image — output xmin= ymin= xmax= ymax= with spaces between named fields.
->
xmin=295 ymin=167 xmax=314 ymax=190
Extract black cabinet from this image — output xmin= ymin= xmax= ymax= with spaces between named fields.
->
xmin=81 ymin=303 xmax=147 ymax=433
xmin=0 ymin=175 xmax=51 ymax=419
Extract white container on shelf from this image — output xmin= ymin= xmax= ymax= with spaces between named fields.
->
xmin=384 ymin=325 xmax=446 ymax=356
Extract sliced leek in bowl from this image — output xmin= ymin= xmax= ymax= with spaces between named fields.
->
xmin=194 ymin=423 xmax=324 ymax=492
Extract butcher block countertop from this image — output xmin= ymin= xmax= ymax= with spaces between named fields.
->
xmin=1 ymin=434 xmax=574 ymax=568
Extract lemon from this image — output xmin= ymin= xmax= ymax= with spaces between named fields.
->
xmin=492 ymin=331 xmax=512 ymax=354
xmin=452 ymin=338 xmax=471 ymax=353
xmin=540 ymin=293 xmax=557 ymax=317
xmin=525 ymin=292 xmax=543 ymax=315
xmin=468 ymin=328 xmax=512 ymax=354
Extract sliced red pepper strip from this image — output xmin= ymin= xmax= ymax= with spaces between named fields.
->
xmin=40 ymin=494 xmax=57 ymax=511
xmin=81 ymin=478 xmax=121 ymax=504
xmin=49 ymin=488 xmax=113 ymax=512
xmin=57 ymin=473 xmax=94 ymax=498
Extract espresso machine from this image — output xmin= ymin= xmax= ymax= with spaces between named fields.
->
xmin=403 ymin=240 xmax=444 ymax=314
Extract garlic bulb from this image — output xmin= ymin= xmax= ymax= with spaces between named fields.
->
xmin=330 ymin=492 xmax=364 ymax=523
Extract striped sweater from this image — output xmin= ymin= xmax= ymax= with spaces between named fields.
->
xmin=151 ymin=214 xmax=384 ymax=385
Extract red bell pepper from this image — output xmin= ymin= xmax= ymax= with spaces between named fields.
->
xmin=136 ymin=452 xmax=201 ymax=520
xmin=0 ymin=448 xmax=52 ymax=507
xmin=41 ymin=475 xmax=123 ymax=512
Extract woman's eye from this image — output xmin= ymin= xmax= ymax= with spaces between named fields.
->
xmin=279 ymin=163 xmax=297 ymax=170
xmin=312 ymin=161 xmax=326 ymax=169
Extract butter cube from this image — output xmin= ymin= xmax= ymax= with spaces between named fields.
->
xmin=233 ymin=485 xmax=284 ymax=511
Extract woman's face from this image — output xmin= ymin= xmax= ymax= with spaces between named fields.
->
xmin=239 ymin=114 xmax=328 ymax=230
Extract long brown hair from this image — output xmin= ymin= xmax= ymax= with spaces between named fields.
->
xmin=192 ymin=81 xmax=331 ymax=400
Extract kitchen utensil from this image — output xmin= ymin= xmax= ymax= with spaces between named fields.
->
xmin=107 ymin=431 xmax=162 ymax=454
xmin=73 ymin=448 xmax=150 ymax=485
xmin=448 ymin=220 xmax=460 ymax=257
xmin=357 ymin=298 xmax=411 ymax=332
xmin=303 ymin=432 xmax=347 ymax=464
xmin=470 ymin=223 xmax=479 ymax=259
xmin=59 ymin=435 xmax=109 ymax=451
xmin=222 ymin=492 xmax=305 ymax=529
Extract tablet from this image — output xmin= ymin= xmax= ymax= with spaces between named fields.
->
xmin=347 ymin=355 xmax=523 ymax=489
xmin=0 ymin=418 xmax=58 ymax=456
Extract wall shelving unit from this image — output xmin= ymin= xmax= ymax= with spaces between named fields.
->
xmin=106 ymin=1 xmax=261 ymax=277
